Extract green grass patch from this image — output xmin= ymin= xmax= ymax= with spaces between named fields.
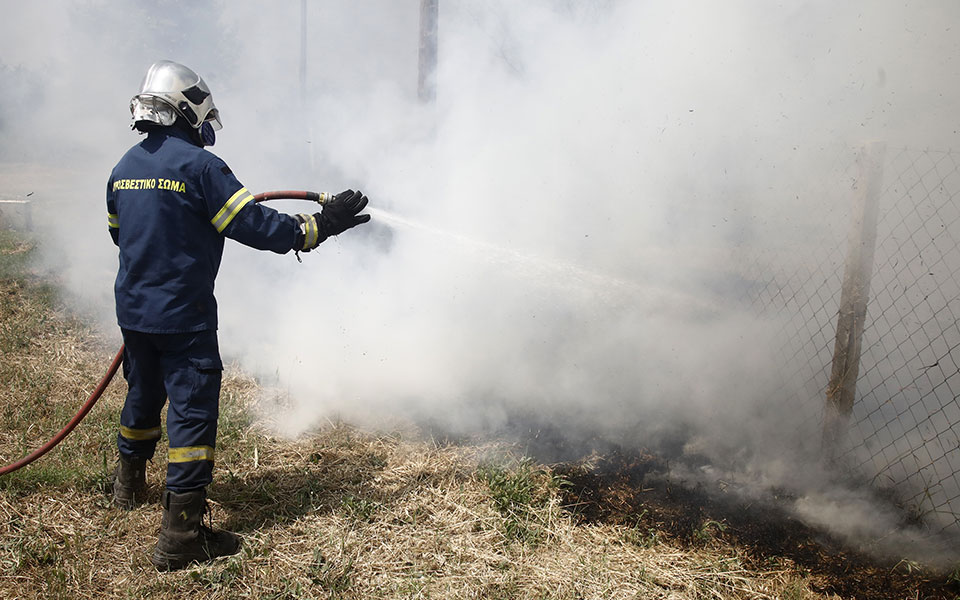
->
xmin=477 ymin=456 xmax=563 ymax=545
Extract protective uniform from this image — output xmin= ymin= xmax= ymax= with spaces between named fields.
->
xmin=107 ymin=121 xmax=302 ymax=491
xmin=108 ymin=60 xmax=369 ymax=570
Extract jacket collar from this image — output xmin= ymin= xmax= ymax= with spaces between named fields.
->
xmin=147 ymin=123 xmax=201 ymax=147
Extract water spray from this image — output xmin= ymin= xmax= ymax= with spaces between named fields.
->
xmin=366 ymin=206 xmax=713 ymax=314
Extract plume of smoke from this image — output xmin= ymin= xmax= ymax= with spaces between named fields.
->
xmin=2 ymin=0 xmax=960 ymax=564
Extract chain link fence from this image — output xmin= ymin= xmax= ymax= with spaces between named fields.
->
xmin=738 ymin=144 xmax=960 ymax=535
xmin=845 ymin=147 xmax=960 ymax=534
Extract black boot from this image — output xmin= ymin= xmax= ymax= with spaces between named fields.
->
xmin=150 ymin=488 xmax=241 ymax=571
xmin=112 ymin=454 xmax=147 ymax=510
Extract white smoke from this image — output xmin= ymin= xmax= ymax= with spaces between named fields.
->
xmin=2 ymin=0 xmax=959 ymax=564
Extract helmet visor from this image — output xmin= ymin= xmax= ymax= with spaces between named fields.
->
xmin=130 ymin=95 xmax=177 ymax=126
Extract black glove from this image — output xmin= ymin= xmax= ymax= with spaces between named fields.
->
xmin=317 ymin=189 xmax=370 ymax=237
xmin=295 ymin=189 xmax=370 ymax=252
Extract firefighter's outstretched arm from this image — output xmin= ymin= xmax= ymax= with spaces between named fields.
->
xmin=203 ymin=159 xmax=369 ymax=255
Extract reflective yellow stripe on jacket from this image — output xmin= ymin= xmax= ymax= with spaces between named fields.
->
xmin=210 ymin=187 xmax=254 ymax=233
xmin=108 ymin=213 xmax=119 ymax=229
xmin=297 ymin=213 xmax=319 ymax=250
xmin=168 ymin=445 xmax=215 ymax=463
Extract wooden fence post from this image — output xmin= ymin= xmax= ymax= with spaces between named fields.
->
xmin=823 ymin=141 xmax=886 ymax=462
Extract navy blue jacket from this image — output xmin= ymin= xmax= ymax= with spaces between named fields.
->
xmin=107 ymin=126 xmax=299 ymax=333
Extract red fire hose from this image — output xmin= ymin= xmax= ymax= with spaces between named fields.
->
xmin=0 ymin=190 xmax=325 ymax=476
xmin=0 ymin=346 xmax=125 ymax=476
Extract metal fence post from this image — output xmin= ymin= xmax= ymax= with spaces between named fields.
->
xmin=822 ymin=141 xmax=886 ymax=462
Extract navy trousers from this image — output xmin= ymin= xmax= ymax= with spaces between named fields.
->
xmin=117 ymin=328 xmax=223 ymax=492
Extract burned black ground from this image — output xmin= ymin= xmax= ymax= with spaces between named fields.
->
xmin=549 ymin=448 xmax=959 ymax=600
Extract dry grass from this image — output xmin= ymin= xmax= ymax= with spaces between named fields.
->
xmin=0 ymin=229 xmax=834 ymax=599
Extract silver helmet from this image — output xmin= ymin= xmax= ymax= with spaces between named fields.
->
xmin=130 ymin=60 xmax=222 ymax=130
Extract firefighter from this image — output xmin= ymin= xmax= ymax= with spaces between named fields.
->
xmin=106 ymin=60 xmax=370 ymax=570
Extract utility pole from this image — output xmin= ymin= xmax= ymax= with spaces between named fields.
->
xmin=418 ymin=0 xmax=438 ymax=104
xmin=300 ymin=0 xmax=315 ymax=170
xmin=299 ymin=0 xmax=307 ymax=106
